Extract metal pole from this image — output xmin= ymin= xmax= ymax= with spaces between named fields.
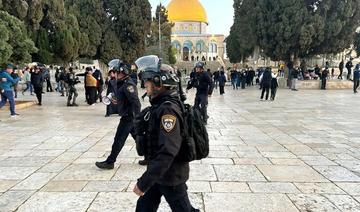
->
xmin=159 ymin=8 xmax=162 ymax=58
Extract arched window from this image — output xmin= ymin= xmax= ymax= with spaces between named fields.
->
xmin=209 ymin=41 xmax=217 ymax=53
xmin=183 ymin=40 xmax=193 ymax=52
xmin=171 ymin=41 xmax=181 ymax=53
xmin=196 ymin=40 xmax=206 ymax=52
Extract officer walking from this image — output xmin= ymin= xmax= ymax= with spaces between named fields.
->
xmin=354 ymin=64 xmax=360 ymax=94
xmin=133 ymin=55 xmax=199 ymax=212
xmin=66 ymin=67 xmax=81 ymax=106
xmin=95 ymin=59 xmax=144 ymax=169
xmin=186 ymin=62 xmax=213 ymax=124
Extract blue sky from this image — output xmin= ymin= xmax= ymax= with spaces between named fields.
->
xmin=148 ymin=0 xmax=234 ymax=35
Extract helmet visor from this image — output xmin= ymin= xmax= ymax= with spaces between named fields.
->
xmin=108 ymin=59 xmax=121 ymax=71
xmin=135 ymin=55 xmax=160 ymax=72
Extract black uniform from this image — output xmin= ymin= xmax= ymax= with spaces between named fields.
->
xmin=136 ymin=91 xmax=197 ymax=212
xmin=346 ymin=61 xmax=353 ymax=80
xmin=31 ymin=72 xmax=44 ymax=105
xmin=260 ymin=69 xmax=272 ymax=100
xmin=187 ymin=71 xmax=213 ymax=123
xmin=106 ymin=77 xmax=141 ymax=163
xmin=93 ymin=69 xmax=104 ymax=102
xmin=338 ymin=61 xmax=344 ymax=79
xmin=66 ymin=72 xmax=80 ymax=105
xmin=321 ymin=69 xmax=329 ymax=90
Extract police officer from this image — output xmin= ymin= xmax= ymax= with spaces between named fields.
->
xmin=95 ymin=59 xmax=143 ymax=169
xmin=133 ymin=55 xmax=199 ymax=212
xmin=186 ymin=62 xmax=213 ymax=124
xmin=66 ymin=67 xmax=80 ymax=106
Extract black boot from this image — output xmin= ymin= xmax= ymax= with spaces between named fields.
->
xmin=95 ymin=161 xmax=114 ymax=170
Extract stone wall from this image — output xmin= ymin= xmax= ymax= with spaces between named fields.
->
xmin=278 ymin=78 xmax=353 ymax=90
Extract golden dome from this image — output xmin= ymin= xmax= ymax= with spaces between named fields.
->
xmin=167 ymin=0 xmax=208 ymax=24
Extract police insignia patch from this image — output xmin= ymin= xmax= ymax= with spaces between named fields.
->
xmin=127 ymin=86 xmax=135 ymax=93
xmin=161 ymin=114 xmax=177 ymax=132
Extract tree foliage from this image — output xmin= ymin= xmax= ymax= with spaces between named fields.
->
xmin=0 ymin=0 xmax=152 ymax=64
xmin=226 ymin=0 xmax=256 ymax=63
xmin=104 ymin=0 xmax=152 ymax=62
xmin=354 ymin=32 xmax=360 ymax=57
xmin=145 ymin=4 xmax=176 ymax=64
xmin=0 ymin=10 xmax=37 ymax=64
xmin=227 ymin=0 xmax=360 ymax=63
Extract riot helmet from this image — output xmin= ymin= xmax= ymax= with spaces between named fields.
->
xmin=135 ymin=55 xmax=179 ymax=87
xmin=108 ymin=59 xmax=130 ymax=75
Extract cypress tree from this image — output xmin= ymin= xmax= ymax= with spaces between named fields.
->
xmin=104 ymin=0 xmax=151 ymax=62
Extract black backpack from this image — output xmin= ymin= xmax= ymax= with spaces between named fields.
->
xmin=174 ymin=102 xmax=210 ymax=162
xmin=134 ymin=100 xmax=210 ymax=162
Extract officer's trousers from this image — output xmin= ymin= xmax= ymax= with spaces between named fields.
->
xmin=107 ymin=116 xmax=135 ymax=163
xmin=136 ymin=183 xmax=199 ymax=212
xmin=194 ymin=94 xmax=208 ymax=122
xmin=67 ymin=86 xmax=78 ymax=105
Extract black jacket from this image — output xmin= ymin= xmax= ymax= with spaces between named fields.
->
xmin=137 ymin=91 xmax=189 ymax=192
xmin=187 ymin=71 xmax=213 ymax=95
xmin=261 ymin=70 xmax=272 ymax=86
xmin=116 ymin=77 xmax=141 ymax=117
xmin=31 ymin=72 xmax=44 ymax=88
xmin=93 ymin=69 xmax=104 ymax=86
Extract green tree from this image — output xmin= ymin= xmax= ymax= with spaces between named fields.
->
xmin=65 ymin=0 xmax=105 ymax=58
xmin=226 ymin=0 xmax=256 ymax=63
xmin=104 ymin=0 xmax=152 ymax=62
xmin=145 ymin=4 xmax=175 ymax=64
xmin=354 ymin=32 xmax=360 ymax=57
xmin=228 ymin=0 xmax=360 ymax=63
xmin=0 ymin=10 xmax=37 ymax=64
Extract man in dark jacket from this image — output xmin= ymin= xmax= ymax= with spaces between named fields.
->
xmin=218 ymin=71 xmax=226 ymax=95
xmin=95 ymin=59 xmax=143 ymax=169
xmin=133 ymin=55 xmax=199 ymax=212
xmin=260 ymin=67 xmax=272 ymax=100
xmin=31 ymin=66 xmax=44 ymax=105
xmin=186 ymin=62 xmax=213 ymax=124
xmin=354 ymin=64 xmax=360 ymax=94
xmin=346 ymin=59 xmax=353 ymax=80
xmin=43 ymin=68 xmax=53 ymax=92
xmin=213 ymin=69 xmax=220 ymax=89
xmin=321 ymin=68 xmax=329 ymax=90
xmin=92 ymin=68 xmax=104 ymax=102
xmin=338 ymin=60 xmax=344 ymax=79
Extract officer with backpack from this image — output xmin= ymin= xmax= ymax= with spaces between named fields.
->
xmin=186 ymin=62 xmax=213 ymax=124
xmin=95 ymin=59 xmax=143 ymax=169
xmin=133 ymin=55 xmax=200 ymax=212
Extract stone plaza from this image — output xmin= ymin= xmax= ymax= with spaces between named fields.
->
xmin=0 ymin=87 xmax=360 ymax=211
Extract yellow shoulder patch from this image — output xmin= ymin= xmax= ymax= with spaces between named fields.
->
xmin=161 ymin=114 xmax=177 ymax=133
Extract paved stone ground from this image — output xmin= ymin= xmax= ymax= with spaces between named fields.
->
xmin=1 ymin=87 xmax=360 ymax=211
